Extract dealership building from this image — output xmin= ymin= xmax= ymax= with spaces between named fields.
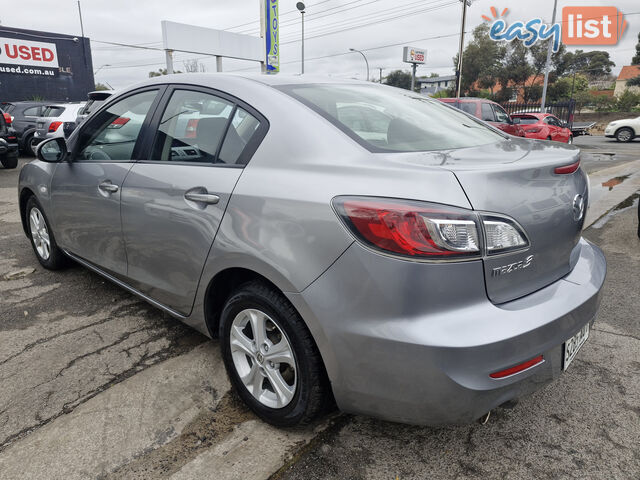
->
xmin=0 ymin=26 xmax=94 ymax=102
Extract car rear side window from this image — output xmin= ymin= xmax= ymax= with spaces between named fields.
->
xmin=75 ymin=90 xmax=158 ymax=162
xmin=151 ymin=89 xmax=261 ymax=165
xmin=280 ymin=84 xmax=503 ymax=152
xmin=42 ymin=106 xmax=65 ymax=117
xmin=151 ymin=89 xmax=236 ymax=163
xmin=23 ymin=106 xmax=40 ymax=116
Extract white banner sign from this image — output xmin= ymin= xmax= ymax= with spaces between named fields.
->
xmin=0 ymin=37 xmax=59 ymax=68
xmin=402 ymin=46 xmax=426 ymax=64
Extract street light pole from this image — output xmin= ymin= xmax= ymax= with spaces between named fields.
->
xmin=540 ymin=0 xmax=558 ymax=112
xmin=349 ymin=48 xmax=369 ymax=82
xmin=297 ymin=2 xmax=305 ymax=74
xmin=93 ymin=64 xmax=111 ymax=76
xmin=455 ymin=0 xmax=471 ymax=99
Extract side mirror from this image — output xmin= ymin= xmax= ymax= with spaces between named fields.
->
xmin=37 ymin=137 xmax=68 ymax=163
xmin=511 ymin=117 xmax=521 ymax=124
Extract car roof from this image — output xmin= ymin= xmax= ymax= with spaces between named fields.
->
xmin=437 ymin=97 xmax=496 ymax=103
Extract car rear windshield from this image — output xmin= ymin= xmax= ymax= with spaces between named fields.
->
xmin=42 ymin=106 xmax=65 ymax=117
xmin=1 ymin=103 xmax=15 ymax=114
xmin=278 ymin=84 xmax=504 ymax=152
xmin=80 ymin=99 xmax=106 ymax=116
xmin=513 ymin=115 xmax=539 ymax=125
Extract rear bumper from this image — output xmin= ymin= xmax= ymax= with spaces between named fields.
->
xmin=288 ymin=238 xmax=606 ymax=425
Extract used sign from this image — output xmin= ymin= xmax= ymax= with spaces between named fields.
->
xmin=0 ymin=37 xmax=59 ymax=68
xmin=403 ymin=46 xmax=426 ymax=64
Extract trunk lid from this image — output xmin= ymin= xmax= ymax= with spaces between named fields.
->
xmin=442 ymin=139 xmax=587 ymax=303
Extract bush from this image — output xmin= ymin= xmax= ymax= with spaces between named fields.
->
xmin=616 ymin=90 xmax=640 ymax=111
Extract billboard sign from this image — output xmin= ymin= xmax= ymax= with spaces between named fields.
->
xmin=403 ymin=46 xmax=426 ymax=64
xmin=0 ymin=26 xmax=94 ymax=101
xmin=265 ymin=0 xmax=279 ymax=73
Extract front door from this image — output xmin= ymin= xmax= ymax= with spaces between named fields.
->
xmin=50 ymin=89 xmax=162 ymax=276
xmin=120 ymin=87 xmax=266 ymax=315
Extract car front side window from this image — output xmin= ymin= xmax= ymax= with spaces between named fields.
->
xmin=75 ymin=90 xmax=158 ymax=162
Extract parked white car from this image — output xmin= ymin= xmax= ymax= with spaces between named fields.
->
xmin=32 ymin=103 xmax=85 ymax=153
xmin=604 ymin=116 xmax=640 ymax=142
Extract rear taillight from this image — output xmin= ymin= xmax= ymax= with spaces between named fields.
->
xmin=185 ymin=119 xmax=200 ymax=138
xmin=554 ymin=159 xmax=580 ymax=174
xmin=524 ymin=127 xmax=541 ymax=133
xmin=2 ymin=112 xmax=11 ymax=125
xmin=333 ymin=197 xmax=529 ymax=260
xmin=107 ymin=117 xmax=130 ymax=129
xmin=48 ymin=121 xmax=62 ymax=132
xmin=333 ymin=197 xmax=481 ymax=259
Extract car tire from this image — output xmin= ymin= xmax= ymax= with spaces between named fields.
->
xmin=1 ymin=155 xmax=18 ymax=169
xmin=219 ymin=281 xmax=331 ymax=427
xmin=615 ymin=127 xmax=634 ymax=143
xmin=22 ymin=133 xmax=36 ymax=156
xmin=25 ymin=196 xmax=67 ymax=270
xmin=547 ymin=136 xmax=552 ymax=141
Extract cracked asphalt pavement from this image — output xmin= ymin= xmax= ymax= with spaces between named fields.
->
xmin=1 ymin=150 xmax=639 ymax=479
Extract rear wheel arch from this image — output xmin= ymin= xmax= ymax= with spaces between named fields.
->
xmin=204 ymin=267 xmax=293 ymax=339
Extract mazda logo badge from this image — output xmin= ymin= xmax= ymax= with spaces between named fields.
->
xmin=572 ymin=194 xmax=585 ymax=221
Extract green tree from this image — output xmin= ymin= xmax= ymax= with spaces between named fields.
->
xmin=383 ymin=70 xmax=413 ymax=90
xmin=632 ymin=32 xmax=640 ymax=65
xmin=627 ymin=76 xmax=640 ymax=87
xmin=94 ymin=82 xmax=109 ymax=91
xmin=561 ymin=50 xmax=615 ymax=79
xmin=455 ymin=23 xmax=506 ymax=96
xmin=616 ymin=90 xmax=640 ymax=111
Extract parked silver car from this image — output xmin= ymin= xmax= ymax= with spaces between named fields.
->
xmin=32 ymin=103 xmax=85 ymax=153
xmin=19 ymin=74 xmax=606 ymax=426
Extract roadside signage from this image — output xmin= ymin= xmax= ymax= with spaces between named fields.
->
xmin=265 ymin=0 xmax=279 ymax=73
xmin=403 ymin=46 xmax=426 ymax=64
xmin=0 ymin=37 xmax=59 ymax=76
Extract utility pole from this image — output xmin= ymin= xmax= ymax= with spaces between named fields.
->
xmin=297 ymin=3 xmax=306 ymax=74
xmin=77 ymin=1 xmax=88 ymax=68
xmin=378 ymin=67 xmax=383 ymax=83
xmin=540 ymin=0 xmax=558 ymax=112
xmin=455 ymin=0 xmax=472 ymax=99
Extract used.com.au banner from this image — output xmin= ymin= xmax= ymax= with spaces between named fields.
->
xmin=0 ymin=37 xmax=59 ymax=76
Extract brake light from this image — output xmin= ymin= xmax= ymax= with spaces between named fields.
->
xmin=185 ymin=119 xmax=200 ymax=138
xmin=524 ymin=127 xmax=541 ymax=133
xmin=554 ymin=160 xmax=580 ymax=174
xmin=2 ymin=112 xmax=11 ymax=125
xmin=48 ymin=121 xmax=62 ymax=132
xmin=490 ymin=355 xmax=543 ymax=379
xmin=333 ymin=197 xmax=531 ymax=260
xmin=333 ymin=197 xmax=481 ymax=259
xmin=107 ymin=117 xmax=130 ymax=129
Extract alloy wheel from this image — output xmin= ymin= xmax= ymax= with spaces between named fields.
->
xmin=29 ymin=207 xmax=51 ymax=260
xmin=229 ymin=308 xmax=297 ymax=409
xmin=617 ymin=129 xmax=632 ymax=142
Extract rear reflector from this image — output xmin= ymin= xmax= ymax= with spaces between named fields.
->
xmin=554 ymin=160 xmax=580 ymax=174
xmin=490 ymin=355 xmax=544 ymax=379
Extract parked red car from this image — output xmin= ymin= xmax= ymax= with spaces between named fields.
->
xmin=511 ymin=113 xmax=573 ymax=144
xmin=437 ymin=98 xmax=526 ymax=137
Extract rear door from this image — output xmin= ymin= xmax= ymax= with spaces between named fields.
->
xmin=120 ymin=87 xmax=267 ymax=315
xmin=50 ymin=88 xmax=163 ymax=276
xmin=545 ymin=116 xmax=562 ymax=141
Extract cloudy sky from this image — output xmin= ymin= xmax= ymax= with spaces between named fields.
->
xmin=1 ymin=0 xmax=639 ymax=88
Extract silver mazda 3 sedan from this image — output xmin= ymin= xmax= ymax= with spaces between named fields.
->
xmin=19 ymin=74 xmax=606 ymax=426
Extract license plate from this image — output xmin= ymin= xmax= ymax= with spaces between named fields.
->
xmin=563 ymin=323 xmax=589 ymax=370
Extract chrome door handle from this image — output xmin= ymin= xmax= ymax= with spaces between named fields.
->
xmin=184 ymin=192 xmax=220 ymax=205
xmin=99 ymin=182 xmax=119 ymax=193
